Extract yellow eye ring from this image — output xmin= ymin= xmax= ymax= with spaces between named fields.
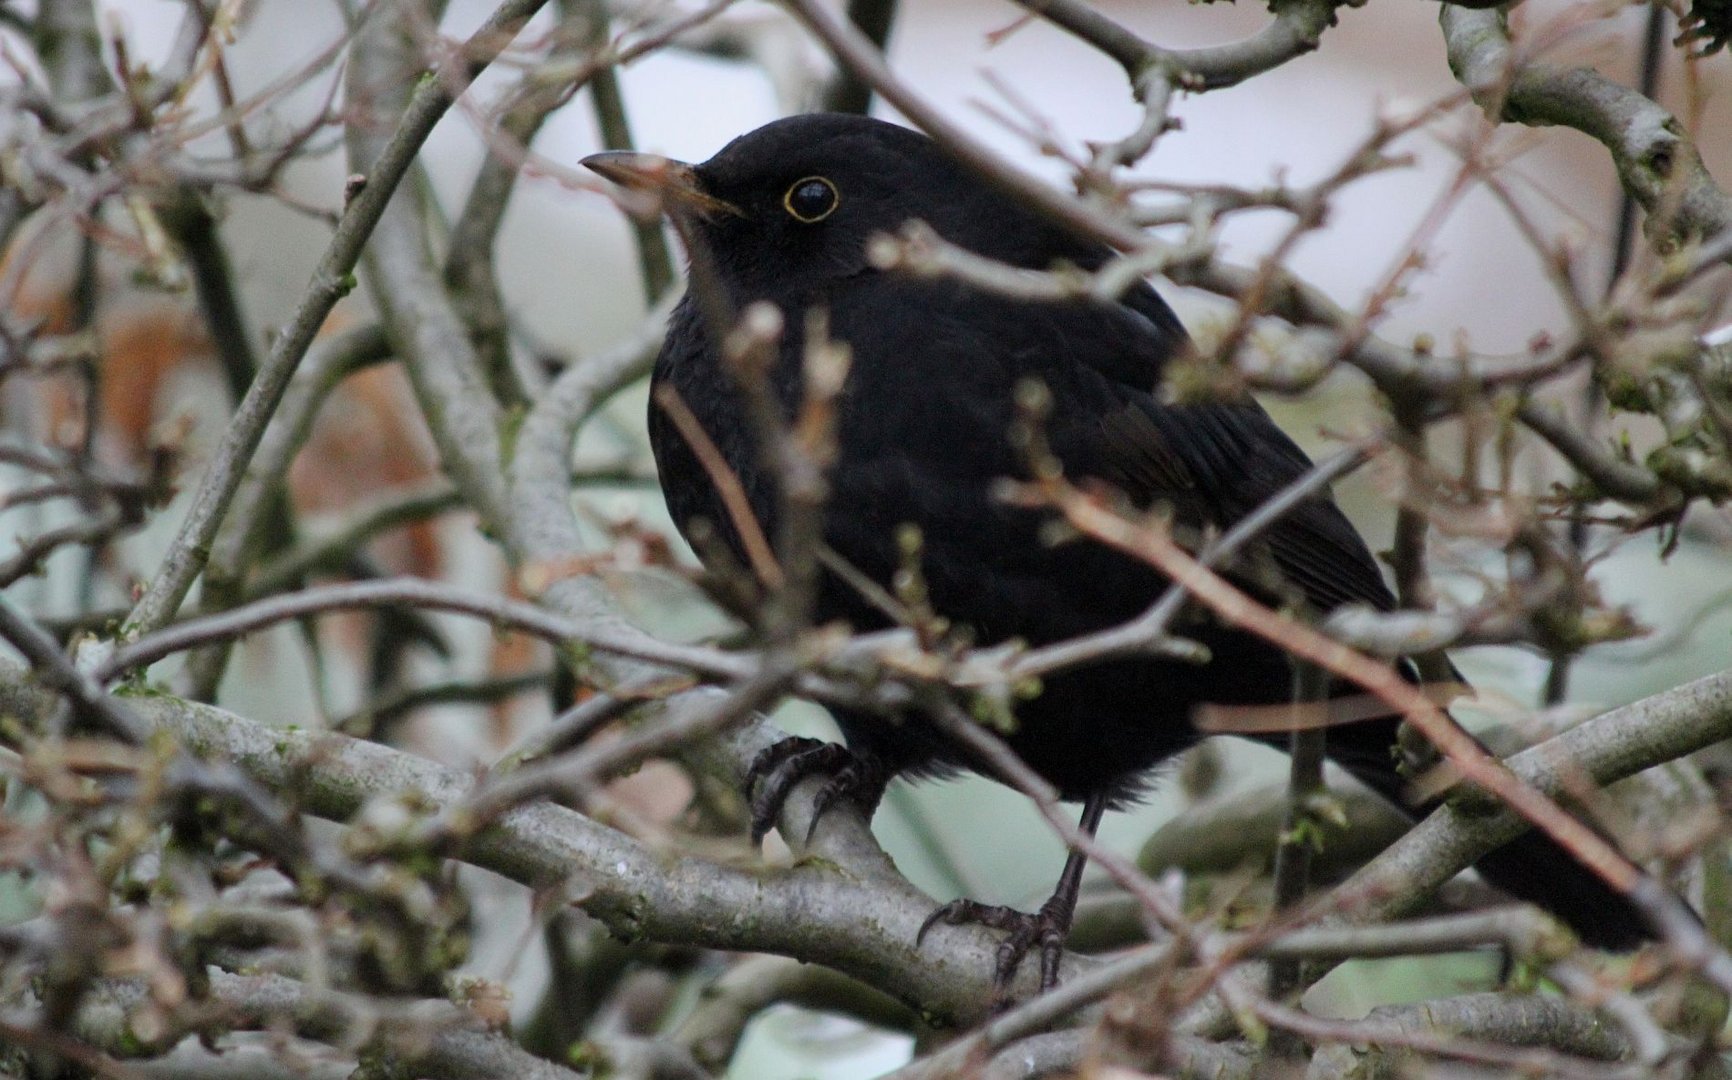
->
xmin=783 ymin=176 xmax=840 ymax=223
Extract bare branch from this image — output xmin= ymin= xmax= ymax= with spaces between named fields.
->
xmin=124 ymin=0 xmax=552 ymax=638
xmin=0 ymin=663 xmax=1086 ymax=1028
xmin=1441 ymin=5 xmax=1732 ymax=251
xmin=1012 ymin=0 xmax=1341 ymax=92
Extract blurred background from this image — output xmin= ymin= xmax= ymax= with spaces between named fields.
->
xmin=3 ymin=1 xmax=1730 ymax=1075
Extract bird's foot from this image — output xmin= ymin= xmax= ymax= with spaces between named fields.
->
xmin=916 ymin=893 xmax=1074 ymax=997
xmin=744 ymin=737 xmax=888 ymax=846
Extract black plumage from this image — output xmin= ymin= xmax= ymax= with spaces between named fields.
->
xmin=583 ymin=113 xmax=1650 ymax=989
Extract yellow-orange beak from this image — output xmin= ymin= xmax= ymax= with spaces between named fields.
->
xmin=581 ymin=151 xmax=743 ymax=219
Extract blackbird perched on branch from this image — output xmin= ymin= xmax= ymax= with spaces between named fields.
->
xmin=584 ymin=113 xmax=1651 ymax=993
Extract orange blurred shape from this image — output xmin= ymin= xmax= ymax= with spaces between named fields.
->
xmin=288 ymin=362 xmax=442 ymax=578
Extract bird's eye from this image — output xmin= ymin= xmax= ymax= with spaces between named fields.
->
xmin=783 ymin=176 xmax=839 ymax=223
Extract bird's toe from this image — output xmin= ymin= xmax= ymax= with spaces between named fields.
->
xmin=917 ymin=897 xmax=1074 ymax=998
xmin=745 ymin=737 xmax=862 ymax=845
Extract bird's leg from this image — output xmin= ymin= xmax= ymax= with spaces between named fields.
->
xmin=744 ymin=736 xmax=892 ymax=845
xmin=917 ymin=793 xmax=1109 ymax=997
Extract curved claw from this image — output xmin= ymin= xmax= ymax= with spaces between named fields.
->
xmin=915 ymin=896 xmax=1074 ymax=996
xmin=744 ymin=737 xmax=887 ymax=846
xmin=804 ymin=756 xmax=892 ymax=845
xmin=744 ymin=736 xmax=827 ymax=797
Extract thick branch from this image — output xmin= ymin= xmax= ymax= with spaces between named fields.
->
xmin=1013 ymin=0 xmax=1341 ymax=91
xmin=347 ymin=3 xmax=511 ymax=528
xmin=66 ymin=970 xmax=590 ymax=1080
xmin=1338 ymin=668 xmax=1732 ymax=931
xmin=0 ymin=663 xmax=1063 ymax=1027
xmin=1442 ymin=6 xmax=1732 ymax=250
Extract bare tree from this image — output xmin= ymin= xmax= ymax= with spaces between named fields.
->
xmin=1 ymin=0 xmax=1731 ymax=1077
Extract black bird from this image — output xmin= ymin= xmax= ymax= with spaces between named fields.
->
xmin=583 ymin=113 xmax=1650 ymax=990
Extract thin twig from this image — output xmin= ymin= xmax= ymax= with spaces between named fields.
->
xmin=100 ymin=577 xmax=755 ymax=685
xmin=123 ymin=0 xmax=553 ymax=638
xmin=1029 ymin=476 xmax=1661 ymax=905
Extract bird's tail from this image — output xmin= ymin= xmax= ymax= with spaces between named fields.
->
xmin=1321 ymin=714 xmax=1652 ymax=950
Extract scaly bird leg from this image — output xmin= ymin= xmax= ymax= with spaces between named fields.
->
xmin=917 ymin=792 xmax=1109 ymax=997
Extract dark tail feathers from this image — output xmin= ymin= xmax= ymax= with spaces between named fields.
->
xmin=1316 ymin=714 xmax=1656 ymax=950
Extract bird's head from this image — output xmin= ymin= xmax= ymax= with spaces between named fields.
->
xmin=582 ymin=113 xmax=1080 ymax=298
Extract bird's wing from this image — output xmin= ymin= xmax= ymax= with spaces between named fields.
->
xmin=1084 ymin=395 xmax=1395 ymax=614
xmin=820 ymin=273 xmax=1395 ymax=619
xmin=1058 ymin=280 xmax=1396 ymax=616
